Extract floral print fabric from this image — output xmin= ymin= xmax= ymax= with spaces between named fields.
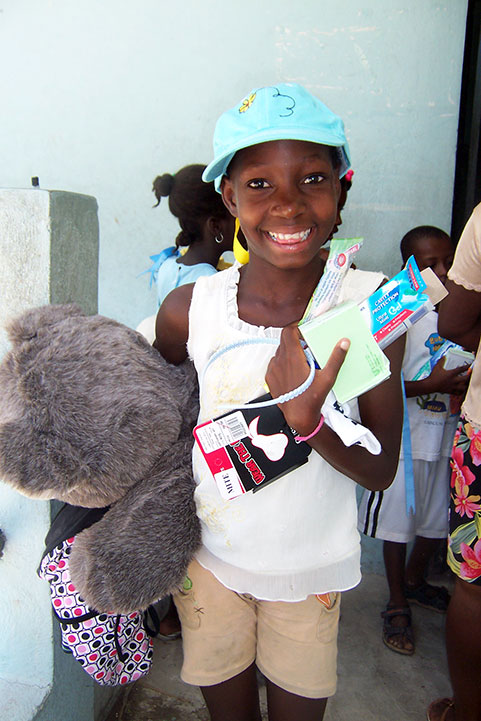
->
xmin=448 ymin=416 xmax=481 ymax=584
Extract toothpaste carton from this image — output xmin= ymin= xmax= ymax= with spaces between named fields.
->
xmin=301 ymin=237 xmax=363 ymax=323
xmin=358 ymin=256 xmax=432 ymax=349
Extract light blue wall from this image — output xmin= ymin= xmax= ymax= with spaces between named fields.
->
xmin=0 ymin=1 xmax=469 ymax=330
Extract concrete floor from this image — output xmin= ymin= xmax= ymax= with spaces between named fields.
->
xmin=105 ymin=570 xmax=453 ymax=721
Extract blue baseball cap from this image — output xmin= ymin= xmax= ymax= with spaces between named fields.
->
xmin=203 ymin=83 xmax=351 ymax=192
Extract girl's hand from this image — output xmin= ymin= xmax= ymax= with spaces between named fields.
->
xmin=265 ymin=323 xmax=350 ymax=436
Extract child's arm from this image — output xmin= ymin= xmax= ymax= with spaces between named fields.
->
xmin=266 ymin=326 xmax=405 ymax=491
xmin=153 ymin=284 xmax=194 ymax=364
xmin=404 ymin=357 xmax=469 ymax=398
xmin=438 ymin=279 xmax=481 ymax=353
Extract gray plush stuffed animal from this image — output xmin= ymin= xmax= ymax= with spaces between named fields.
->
xmin=0 ymin=304 xmax=201 ymax=614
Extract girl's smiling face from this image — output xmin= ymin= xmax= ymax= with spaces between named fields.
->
xmin=221 ymin=139 xmax=341 ymax=270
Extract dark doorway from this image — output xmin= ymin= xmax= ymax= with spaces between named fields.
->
xmin=451 ymin=0 xmax=481 ymax=242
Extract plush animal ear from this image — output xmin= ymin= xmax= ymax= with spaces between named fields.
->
xmin=5 ymin=303 xmax=85 ymax=344
xmin=68 ymin=439 xmax=201 ymax=614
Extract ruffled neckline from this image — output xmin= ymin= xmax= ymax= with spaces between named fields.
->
xmin=225 ymin=263 xmax=282 ymax=339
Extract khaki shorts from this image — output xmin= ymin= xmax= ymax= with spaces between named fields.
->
xmin=173 ymin=559 xmax=341 ymax=699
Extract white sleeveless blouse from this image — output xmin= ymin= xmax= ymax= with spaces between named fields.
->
xmin=187 ymin=263 xmax=384 ymax=601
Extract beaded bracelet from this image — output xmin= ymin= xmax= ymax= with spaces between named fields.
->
xmin=294 ymin=414 xmax=325 ymax=443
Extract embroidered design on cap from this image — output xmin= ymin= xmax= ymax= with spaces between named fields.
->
xmin=239 ymin=92 xmax=256 ymax=113
xmin=270 ymin=87 xmax=296 ymax=117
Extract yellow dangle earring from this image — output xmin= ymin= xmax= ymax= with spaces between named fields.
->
xmin=233 ymin=218 xmax=250 ymax=265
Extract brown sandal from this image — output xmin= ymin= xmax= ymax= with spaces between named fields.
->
xmin=381 ymin=605 xmax=414 ymax=655
xmin=426 ymin=698 xmax=455 ymax=721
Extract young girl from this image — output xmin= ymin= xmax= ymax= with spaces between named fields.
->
xmin=155 ymin=84 xmax=404 ymax=721
xmin=149 ymin=163 xmax=235 ymax=307
xmin=137 ymin=164 xmax=235 ymax=343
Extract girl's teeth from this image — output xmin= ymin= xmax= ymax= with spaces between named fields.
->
xmin=268 ymin=229 xmax=311 ymax=242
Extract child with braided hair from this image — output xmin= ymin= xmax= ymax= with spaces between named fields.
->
xmin=149 ymin=163 xmax=234 ymax=307
xmin=137 ymin=163 xmax=235 ymax=343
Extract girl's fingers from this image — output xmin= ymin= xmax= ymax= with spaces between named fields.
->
xmin=278 ymin=323 xmax=305 ymax=357
xmin=268 ymin=324 xmax=308 ymax=377
xmin=451 ymin=364 xmax=470 ymax=377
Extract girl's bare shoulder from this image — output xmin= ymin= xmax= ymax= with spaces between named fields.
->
xmin=153 ymin=283 xmax=194 ymax=364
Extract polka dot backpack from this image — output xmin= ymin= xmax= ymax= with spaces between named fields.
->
xmin=38 ymin=504 xmax=160 ymax=686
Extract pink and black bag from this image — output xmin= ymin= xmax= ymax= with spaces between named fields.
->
xmin=38 ymin=504 xmax=160 ymax=686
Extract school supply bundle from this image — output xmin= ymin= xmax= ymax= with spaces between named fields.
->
xmin=195 ymin=249 xmax=446 ymax=501
xmin=299 ymin=256 xmax=447 ymax=403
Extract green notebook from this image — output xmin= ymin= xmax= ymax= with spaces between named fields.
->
xmin=299 ymin=301 xmax=391 ymax=404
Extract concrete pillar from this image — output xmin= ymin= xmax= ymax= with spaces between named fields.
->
xmin=0 ymin=189 xmax=116 ymax=721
